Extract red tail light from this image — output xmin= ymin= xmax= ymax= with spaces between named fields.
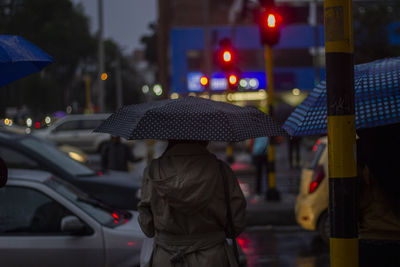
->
xmin=309 ymin=164 xmax=325 ymax=193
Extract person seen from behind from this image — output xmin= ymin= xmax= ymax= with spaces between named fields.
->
xmin=101 ymin=135 xmax=141 ymax=172
xmin=357 ymin=124 xmax=400 ymax=267
xmin=249 ymin=136 xmax=269 ymax=199
xmin=138 ymin=140 xmax=246 ymax=267
xmin=288 ymin=136 xmax=301 ymax=169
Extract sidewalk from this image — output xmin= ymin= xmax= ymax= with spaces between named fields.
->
xmin=245 ymin=193 xmax=297 ymax=226
xmin=229 ymin=140 xmax=306 ymax=227
xmin=236 ymin=167 xmax=300 ymax=226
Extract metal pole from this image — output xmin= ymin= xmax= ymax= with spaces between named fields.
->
xmin=115 ymin=56 xmax=123 ymax=109
xmin=309 ymin=0 xmax=321 ymax=84
xmin=98 ymin=0 xmax=105 ymax=112
xmin=324 ymin=0 xmax=358 ymax=266
xmin=84 ymin=74 xmax=93 ymax=114
xmin=204 ymin=0 xmax=212 ymax=94
xmin=265 ymin=45 xmax=280 ymax=201
xmin=157 ymin=0 xmax=169 ymax=99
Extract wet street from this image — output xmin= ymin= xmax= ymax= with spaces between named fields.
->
xmin=90 ymin=141 xmax=331 ymax=267
xmin=240 ymin=226 xmax=329 ymax=267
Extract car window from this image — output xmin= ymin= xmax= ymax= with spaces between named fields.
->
xmin=80 ymin=120 xmax=104 ymax=130
xmin=305 ymin=141 xmax=326 ymax=170
xmin=46 ymin=177 xmax=131 ymax=228
xmin=19 ymin=137 xmax=95 ymax=177
xmin=0 ymin=186 xmax=72 ymax=235
xmin=54 ymin=121 xmax=79 ymax=132
xmin=0 ymin=146 xmax=39 ymax=169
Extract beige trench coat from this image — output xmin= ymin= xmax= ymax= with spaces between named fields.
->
xmin=138 ymin=143 xmax=246 ymax=267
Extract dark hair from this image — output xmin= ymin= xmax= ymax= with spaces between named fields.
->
xmin=166 ymin=140 xmax=209 ymax=150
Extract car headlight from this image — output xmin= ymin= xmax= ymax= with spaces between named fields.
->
xmin=68 ymin=152 xmax=86 ymax=163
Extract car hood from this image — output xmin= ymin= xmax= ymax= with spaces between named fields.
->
xmin=79 ymin=170 xmax=142 ymax=188
xmin=31 ymin=129 xmax=49 ymax=137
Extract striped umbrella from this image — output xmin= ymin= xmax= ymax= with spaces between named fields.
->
xmin=283 ymin=57 xmax=400 ymax=136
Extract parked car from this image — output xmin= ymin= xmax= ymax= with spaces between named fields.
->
xmin=294 ymin=136 xmax=329 ymax=243
xmin=0 ymin=123 xmax=90 ymax=164
xmin=0 ymin=130 xmax=141 ymax=210
xmin=33 ymin=113 xmax=111 ymax=153
xmin=0 ymin=169 xmax=145 ymax=267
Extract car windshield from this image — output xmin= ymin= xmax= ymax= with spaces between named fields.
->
xmin=305 ymin=139 xmax=326 ymax=170
xmin=45 ymin=177 xmax=131 ymax=228
xmin=19 ymin=137 xmax=95 ymax=177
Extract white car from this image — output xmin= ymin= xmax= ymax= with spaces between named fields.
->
xmin=34 ymin=113 xmax=111 ymax=153
xmin=0 ymin=169 xmax=145 ymax=267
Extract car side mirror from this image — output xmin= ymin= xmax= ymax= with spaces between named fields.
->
xmin=61 ymin=215 xmax=87 ymax=235
xmin=0 ymin=156 xmax=8 ymax=188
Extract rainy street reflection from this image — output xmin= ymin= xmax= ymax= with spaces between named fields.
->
xmin=239 ymin=226 xmax=330 ymax=267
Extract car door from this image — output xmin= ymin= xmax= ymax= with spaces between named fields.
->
xmin=75 ymin=119 xmax=106 ymax=152
xmin=0 ymin=183 xmax=105 ymax=267
xmin=47 ymin=120 xmax=81 ymax=147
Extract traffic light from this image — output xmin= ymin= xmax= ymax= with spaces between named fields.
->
xmin=200 ymin=76 xmax=209 ymax=87
xmin=258 ymin=0 xmax=282 ymax=46
xmin=227 ymin=73 xmax=239 ymax=90
xmin=217 ymin=38 xmax=235 ymax=72
xmin=216 ymin=38 xmax=241 ymax=91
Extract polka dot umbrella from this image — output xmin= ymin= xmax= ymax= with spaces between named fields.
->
xmin=283 ymin=57 xmax=400 ymax=136
xmin=94 ymin=96 xmax=287 ymax=141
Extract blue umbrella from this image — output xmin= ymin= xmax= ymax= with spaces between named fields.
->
xmin=283 ymin=57 xmax=400 ymax=136
xmin=0 ymin=35 xmax=54 ymax=87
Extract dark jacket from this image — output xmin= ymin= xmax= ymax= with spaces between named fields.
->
xmin=101 ymin=142 xmax=135 ymax=171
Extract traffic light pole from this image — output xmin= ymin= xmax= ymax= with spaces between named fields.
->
xmin=97 ymin=0 xmax=105 ymax=112
xmin=324 ymin=0 xmax=358 ymax=266
xmin=84 ymin=74 xmax=93 ymax=114
xmin=265 ymin=44 xmax=280 ymax=201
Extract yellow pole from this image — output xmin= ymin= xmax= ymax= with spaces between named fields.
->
xmin=265 ymin=45 xmax=280 ymax=201
xmin=324 ymin=0 xmax=358 ymax=266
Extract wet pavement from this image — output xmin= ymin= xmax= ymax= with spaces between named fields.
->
xmin=239 ymin=226 xmax=329 ymax=267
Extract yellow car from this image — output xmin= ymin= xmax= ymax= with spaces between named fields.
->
xmin=295 ymin=136 xmax=329 ymax=243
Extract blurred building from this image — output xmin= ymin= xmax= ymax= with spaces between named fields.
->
xmin=158 ymin=0 xmax=400 ymax=106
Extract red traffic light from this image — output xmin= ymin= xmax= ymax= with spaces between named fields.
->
xmin=263 ymin=12 xmax=281 ymax=29
xmin=222 ymin=50 xmax=232 ymax=63
xmin=228 ymin=74 xmax=238 ymax=85
xmin=217 ymin=38 xmax=235 ymax=71
xmin=259 ymin=10 xmax=282 ymax=46
xmin=266 ymin=13 xmax=276 ymax=28
xmin=227 ymin=74 xmax=239 ymax=91
xmin=200 ymin=76 xmax=209 ymax=86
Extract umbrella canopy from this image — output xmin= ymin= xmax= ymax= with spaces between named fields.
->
xmin=283 ymin=57 xmax=400 ymax=136
xmin=0 ymin=35 xmax=54 ymax=87
xmin=95 ymin=96 xmax=287 ymax=142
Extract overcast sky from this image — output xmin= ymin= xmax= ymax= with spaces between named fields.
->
xmin=71 ymin=0 xmax=157 ymax=55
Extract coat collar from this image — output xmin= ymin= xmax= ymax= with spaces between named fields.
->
xmin=162 ymin=143 xmax=211 ymax=157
